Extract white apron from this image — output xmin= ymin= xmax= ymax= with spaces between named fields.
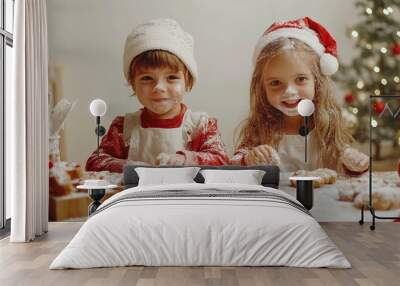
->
xmin=277 ymin=130 xmax=320 ymax=172
xmin=123 ymin=109 xmax=207 ymax=165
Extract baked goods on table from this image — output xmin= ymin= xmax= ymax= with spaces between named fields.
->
xmin=65 ymin=162 xmax=84 ymax=180
xmin=337 ymin=176 xmax=367 ymax=202
xmin=49 ymin=167 xmax=74 ymax=196
xmin=49 ymin=161 xmax=123 ymax=196
xmin=353 ymin=188 xmax=400 ymax=211
xmin=337 ymin=172 xmax=400 ymax=211
xmin=49 ymin=162 xmax=83 ymax=196
xmin=79 ymin=171 xmax=122 ymax=187
xmin=290 ymin=168 xmax=338 ymax=188
xmin=341 ymin=147 xmax=369 ymax=174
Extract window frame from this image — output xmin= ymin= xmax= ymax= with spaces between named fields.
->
xmin=0 ymin=0 xmax=14 ymax=234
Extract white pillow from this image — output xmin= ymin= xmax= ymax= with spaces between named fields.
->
xmin=136 ymin=167 xmax=201 ymax=186
xmin=200 ymin=169 xmax=266 ymax=185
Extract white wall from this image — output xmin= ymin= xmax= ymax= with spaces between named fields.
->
xmin=47 ymin=0 xmax=358 ymax=166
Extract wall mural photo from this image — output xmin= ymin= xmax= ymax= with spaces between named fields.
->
xmin=47 ymin=0 xmax=400 ymax=222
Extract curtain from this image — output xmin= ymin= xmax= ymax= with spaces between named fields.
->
xmin=8 ymin=0 xmax=48 ymax=242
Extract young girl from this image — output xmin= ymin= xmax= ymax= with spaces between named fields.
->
xmin=86 ymin=19 xmax=229 ymax=173
xmin=231 ymin=17 xmax=369 ymax=175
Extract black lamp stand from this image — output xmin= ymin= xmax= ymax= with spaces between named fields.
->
xmin=88 ymin=188 xmax=106 ymax=215
xmin=295 ymin=180 xmax=313 ymax=210
xmin=295 ymin=115 xmax=313 ymax=210
xmin=95 ymin=116 xmax=106 ymax=156
xmin=298 ymin=116 xmax=310 ymax=162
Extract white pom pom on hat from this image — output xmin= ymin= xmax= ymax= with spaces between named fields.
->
xmin=253 ymin=17 xmax=339 ymax=76
xmin=320 ymin=53 xmax=338 ymax=75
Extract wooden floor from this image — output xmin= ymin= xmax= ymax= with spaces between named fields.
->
xmin=0 ymin=222 xmax=399 ymax=286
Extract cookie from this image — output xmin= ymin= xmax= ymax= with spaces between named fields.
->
xmin=290 ymin=168 xmax=337 ymax=188
xmin=353 ymin=188 xmax=400 ymax=211
xmin=341 ymin=148 xmax=369 ymax=173
xmin=317 ymin=168 xmax=337 ymax=184
xmin=337 ymin=187 xmax=360 ymax=202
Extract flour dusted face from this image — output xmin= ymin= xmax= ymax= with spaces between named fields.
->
xmin=275 ymin=84 xmax=302 ymax=116
xmin=134 ymin=67 xmax=186 ymax=119
xmin=262 ymin=51 xmax=315 ymax=117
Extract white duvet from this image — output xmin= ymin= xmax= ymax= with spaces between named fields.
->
xmin=50 ymin=183 xmax=351 ymax=269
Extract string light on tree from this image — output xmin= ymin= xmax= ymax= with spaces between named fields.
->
xmin=380 ymin=47 xmax=387 ymax=54
xmin=383 ymin=8 xmax=390 ymax=15
xmin=371 ymin=119 xmax=378 ymax=127
xmin=394 ymin=76 xmax=400 ymax=83
xmin=359 ymin=92 xmax=368 ymax=102
xmin=374 ymin=89 xmax=381 ymax=95
xmin=373 ymin=66 xmax=380 ymax=73
xmin=387 ymin=7 xmax=393 ymax=13
xmin=381 ymin=78 xmax=388 ymax=85
xmin=351 ymin=30 xmax=359 ymax=38
xmin=356 ymin=80 xmax=364 ymax=89
xmin=366 ymin=43 xmax=372 ymax=49
xmin=366 ymin=7 xmax=373 ymax=14
xmin=353 ymin=107 xmax=359 ymax=114
xmin=397 ymin=31 xmax=400 ymax=37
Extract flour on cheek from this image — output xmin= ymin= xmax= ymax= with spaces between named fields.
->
xmin=170 ymin=82 xmax=186 ymax=103
xmin=276 ymin=85 xmax=301 ymax=117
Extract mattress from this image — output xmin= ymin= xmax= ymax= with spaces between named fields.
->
xmin=50 ymin=183 xmax=351 ymax=269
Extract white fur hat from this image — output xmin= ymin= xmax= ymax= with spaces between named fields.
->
xmin=253 ymin=17 xmax=339 ymax=76
xmin=123 ymin=18 xmax=198 ymax=84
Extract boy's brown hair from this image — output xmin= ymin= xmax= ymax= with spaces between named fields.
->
xmin=128 ymin=50 xmax=194 ymax=91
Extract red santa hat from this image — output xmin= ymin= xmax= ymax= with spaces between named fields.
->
xmin=253 ymin=17 xmax=339 ymax=76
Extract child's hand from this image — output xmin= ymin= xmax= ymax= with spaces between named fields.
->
xmin=156 ymin=153 xmax=186 ymax=166
xmin=340 ymin=147 xmax=369 ymax=174
xmin=244 ymin=144 xmax=280 ymax=166
xmin=165 ymin=154 xmax=186 ymax=165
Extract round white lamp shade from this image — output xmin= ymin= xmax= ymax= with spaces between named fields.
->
xmin=297 ymin=99 xmax=315 ymax=117
xmin=89 ymin=99 xmax=107 ymax=117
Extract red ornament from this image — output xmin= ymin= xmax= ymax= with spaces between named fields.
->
xmin=344 ymin=93 xmax=354 ymax=104
xmin=373 ymin=101 xmax=385 ymax=113
xmin=49 ymin=161 xmax=53 ymax=169
xmin=392 ymin=42 xmax=400 ymax=55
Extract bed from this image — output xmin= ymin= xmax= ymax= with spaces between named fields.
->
xmin=50 ymin=165 xmax=350 ymax=269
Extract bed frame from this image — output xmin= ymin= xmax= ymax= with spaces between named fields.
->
xmin=123 ymin=165 xmax=280 ymax=189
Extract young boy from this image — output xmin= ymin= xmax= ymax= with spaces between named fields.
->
xmin=86 ymin=19 xmax=228 ymax=173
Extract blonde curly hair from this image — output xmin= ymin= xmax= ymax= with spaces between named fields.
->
xmin=235 ymin=38 xmax=353 ymax=170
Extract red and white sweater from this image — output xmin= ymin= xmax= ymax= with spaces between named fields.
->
xmin=85 ymin=104 xmax=229 ymax=173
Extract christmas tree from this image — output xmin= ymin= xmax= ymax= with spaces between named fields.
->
xmin=335 ymin=0 xmax=400 ymax=159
